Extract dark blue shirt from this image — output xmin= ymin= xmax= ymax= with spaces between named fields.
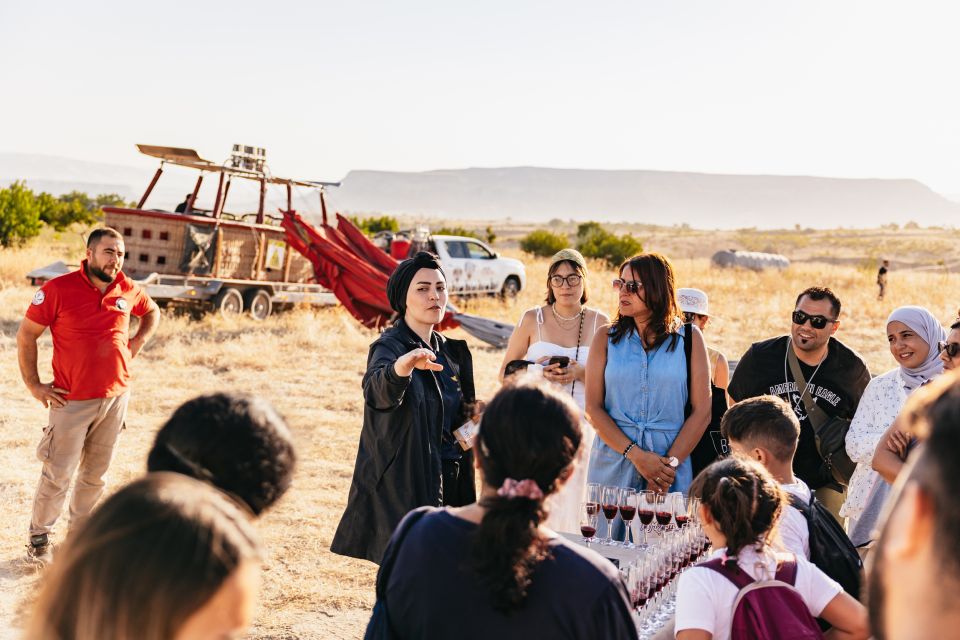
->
xmin=370 ymin=508 xmax=637 ymax=640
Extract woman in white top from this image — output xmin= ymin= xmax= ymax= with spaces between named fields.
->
xmin=675 ymin=456 xmax=867 ymax=640
xmin=841 ymin=306 xmax=945 ymax=545
xmin=499 ymin=249 xmax=609 ymax=532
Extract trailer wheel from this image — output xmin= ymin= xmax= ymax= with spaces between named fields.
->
xmin=213 ymin=287 xmax=244 ymax=317
xmin=244 ymin=289 xmax=273 ymax=321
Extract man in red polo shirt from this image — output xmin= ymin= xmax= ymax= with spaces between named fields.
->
xmin=17 ymin=227 xmax=160 ymax=563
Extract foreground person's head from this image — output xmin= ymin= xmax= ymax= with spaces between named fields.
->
xmin=147 ymin=392 xmax=296 ymax=516
xmin=27 ymin=473 xmax=262 ymax=640
xmin=868 ymin=372 xmax=960 ymax=640
xmin=386 ymin=251 xmax=448 ymax=327
xmin=472 ymin=380 xmax=582 ymax=613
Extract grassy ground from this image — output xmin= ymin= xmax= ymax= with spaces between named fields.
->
xmin=0 ymin=224 xmax=958 ymax=638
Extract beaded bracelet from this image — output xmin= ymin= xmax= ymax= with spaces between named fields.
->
xmin=622 ymin=441 xmax=638 ymax=458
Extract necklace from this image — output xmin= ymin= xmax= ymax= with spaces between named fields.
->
xmin=551 ymin=303 xmax=583 ymax=324
xmin=570 ymin=311 xmax=584 ymax=398
xmin=783 ymin=338 xmax=827 ymax=395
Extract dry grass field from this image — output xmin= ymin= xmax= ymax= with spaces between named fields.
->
xmin=0 ymin=225 xmax=958 ymax=638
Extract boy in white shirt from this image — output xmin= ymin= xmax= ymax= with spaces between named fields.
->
xmin=720 ymin=394 xmax=811 ymax=558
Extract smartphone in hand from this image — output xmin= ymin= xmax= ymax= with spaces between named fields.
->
xmin=548 ymin=355 xmax=570 ymax=369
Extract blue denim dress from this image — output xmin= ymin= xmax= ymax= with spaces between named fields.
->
xmin=587 ymin=325 xmax=692 ymax=516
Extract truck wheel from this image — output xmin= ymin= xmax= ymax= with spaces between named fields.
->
xmin=244 ymin=289 xmax=272 ymax=321
xmin=213 ymin=287 xmax=243 ymax=317
xmin=501 ymin=276 xmax=521 ymax=299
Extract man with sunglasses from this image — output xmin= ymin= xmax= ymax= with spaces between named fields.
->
xmin=729 ymin=287 xmax=871 ymax=519
xmin=939 ymin=319 xmax=960 ymax=371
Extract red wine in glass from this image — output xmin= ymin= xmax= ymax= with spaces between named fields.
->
xmin=618 ymin=504 xmax=636 ymax=521
xmin=585 ymin=502 xmax=600 ymax=517
xmin=638 ymin=509 xmax=655 ymax=525
xmin=655 ymin=511 xmax=673 ymax=526
xmin=675 ymin=514 xmax=689 ymax=527
xmin=580 ymin=525 xmax=597 ymax=538
xmin=602 ymin=503 xmax=619 ymax=520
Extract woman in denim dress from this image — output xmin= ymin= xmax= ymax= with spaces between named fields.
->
xmin=584 ymin=253 xmax=711 ymax=539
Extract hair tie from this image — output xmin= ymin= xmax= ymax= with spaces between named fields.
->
xmin=497 ymin=478 xmax=544 ymax=501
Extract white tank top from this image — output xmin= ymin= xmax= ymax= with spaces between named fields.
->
xmin=523 ymin=306 xmax=599 ymax=412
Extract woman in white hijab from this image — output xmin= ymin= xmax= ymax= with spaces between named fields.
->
xmin=841 ymin=306 xmax=946 ymax=545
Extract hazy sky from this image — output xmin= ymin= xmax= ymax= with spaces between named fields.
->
xmin=3 ymin=0 xmax=960 ymax=193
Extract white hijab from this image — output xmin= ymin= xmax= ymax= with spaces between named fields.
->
xmin=887 ymin=306 xmax=946 ymax=392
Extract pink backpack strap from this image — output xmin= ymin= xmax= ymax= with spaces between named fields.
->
xmin=699 ymin=557 xmax=755 ymax=590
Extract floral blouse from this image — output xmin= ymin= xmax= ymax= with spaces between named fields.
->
xmin=840 ymin=368 xmax=907 ymax=521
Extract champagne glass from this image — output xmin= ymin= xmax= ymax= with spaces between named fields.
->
xmin=601 ymin=485 xmax=620 ymax=546
xmin=580 ymin=502 xmax=599 ymax=544
xmin=637 ymin=489 xmax=655 ymax=548
xmin=618 ymin=488 xmax=638 ymax=548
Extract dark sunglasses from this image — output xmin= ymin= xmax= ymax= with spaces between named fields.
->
xmin=939 ymin=341 xmax=960 ymax=358
xmin=792 ymin=310 xmax=837 ymax=330
xmin=550 ymin=274 xmax=582 ymax=288
xmin=612 ymin=278 xmax=643 ymax=294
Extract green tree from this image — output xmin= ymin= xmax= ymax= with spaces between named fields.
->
xmin=519 ymin=229 xmax=569 ymax=257
xmin=0 ymin=181 xmax=43 ymax=247
xmin=484 ymin=225 xmax=496 ymax=245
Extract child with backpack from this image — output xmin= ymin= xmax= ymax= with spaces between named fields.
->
xmin=674 ymin=456 xmax=868 ymax=640
xmin=720 ymin=396 xmax=863 ymax=601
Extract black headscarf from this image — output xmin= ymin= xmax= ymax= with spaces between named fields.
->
xmin=386 ymin=251 xmax=446 ymax=316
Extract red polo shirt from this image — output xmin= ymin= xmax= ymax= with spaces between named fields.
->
xmin=25 ymin=261 xmax=154 ymax=401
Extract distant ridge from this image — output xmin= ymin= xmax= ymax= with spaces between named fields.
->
xmin=330 ymin=167 xmax=960 ymax=229
xmin=2 ymin=153 xmax=957 ymax=229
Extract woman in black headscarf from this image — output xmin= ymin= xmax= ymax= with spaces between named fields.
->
xmin=331 ymin=252 xmax=478 ymax=564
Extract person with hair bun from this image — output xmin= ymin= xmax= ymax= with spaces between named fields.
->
xmin=675 ymin=456 xmax=867 ymax=640
xmin=26 ymin=473 xmax=262 ymax=640
xmin=333 ymin=252 xmax=479 ymax=564
xmin=366 ymin=381 xmax=636 ymax=639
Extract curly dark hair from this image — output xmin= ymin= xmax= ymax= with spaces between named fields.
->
xmin=147 ymin=393 xmax=296 ymax=516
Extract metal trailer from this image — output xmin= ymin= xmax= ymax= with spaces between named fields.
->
xmin=27 ymin=144 xmax=341 ymax=319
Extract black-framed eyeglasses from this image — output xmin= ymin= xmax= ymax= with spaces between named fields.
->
xmin=939 ymin=341 xmax=960 ymax=358
xmin=550 ymin=274 xmax=582 ymax=288
xmin=612 ymin=278 xmax=643 ymax=294
xmin=792 ymin=310 xmax=837 ymax=330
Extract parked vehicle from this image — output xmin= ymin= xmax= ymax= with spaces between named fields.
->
xmin=373 ymin=229 xmax=526 ymax=298
xmin=27 ymin=144 xmax=337 ymax=319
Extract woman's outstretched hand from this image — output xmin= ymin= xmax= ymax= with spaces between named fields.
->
xmin=394 ymin=347 xmax=444 ymax=377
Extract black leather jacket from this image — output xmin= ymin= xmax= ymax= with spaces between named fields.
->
xmin=331 ymin=320 xmax=475 ymax=564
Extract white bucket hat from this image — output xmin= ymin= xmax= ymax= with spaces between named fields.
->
xmin=677 ymin=288 xmax=710 ymax=317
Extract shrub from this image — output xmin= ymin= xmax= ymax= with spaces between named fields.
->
xmin=435 ymin=225 xmax=482 ymax=240
xmin=349 ymin=215 xmax=399 ymax=235
xmin=575 ymin=221 xmax=643 ymax=267
xmin=520 ymin=229 xmax=569 ymax=257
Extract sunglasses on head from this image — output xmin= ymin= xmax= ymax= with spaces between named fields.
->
xmin=792 ymin=310 xmax=837 ymax=330
xmin=939 ymin=341 xmax=960 ymax=358
xmin=612 ymin=278 xmax=643 ymax=294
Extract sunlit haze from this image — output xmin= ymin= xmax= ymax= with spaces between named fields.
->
xmin=3 ymin=0 xmax=960 ymax=194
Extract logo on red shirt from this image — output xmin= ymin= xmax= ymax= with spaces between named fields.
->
xmin=32 ymin=290 xmax=45 ymax=305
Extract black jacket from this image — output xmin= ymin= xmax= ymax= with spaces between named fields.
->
xmin=331 ymin=320 xmax=476 ymax=564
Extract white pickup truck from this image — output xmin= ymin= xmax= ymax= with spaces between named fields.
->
xmin=430 ymin=235 xmax=527 ymax=297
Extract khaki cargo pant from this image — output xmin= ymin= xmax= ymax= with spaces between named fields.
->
xmin=29 ymin=394 xmax=129 ymax=538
